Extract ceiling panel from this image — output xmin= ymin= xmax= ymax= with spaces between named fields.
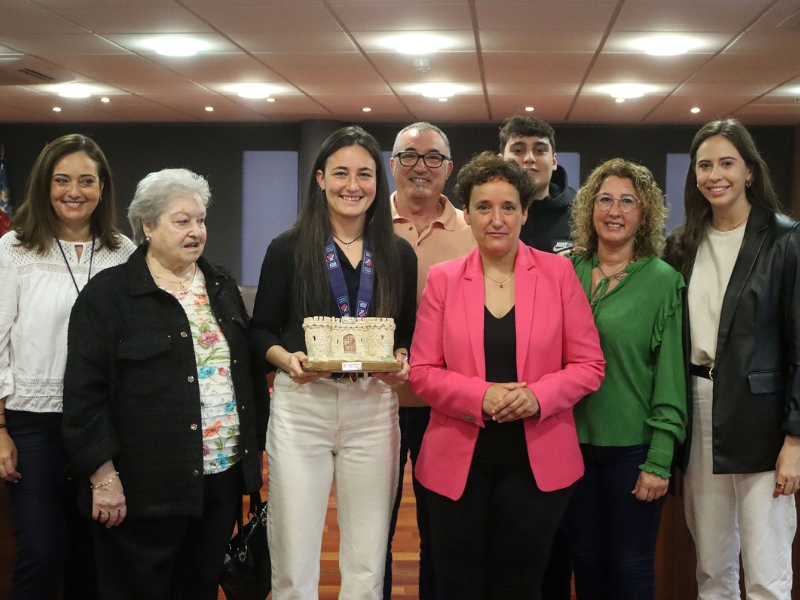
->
xmin=190 ymin=6 xmax=341 ymax=32
xmin=614 ymin=0 xmax=774 ymax=32
xmin=229 ymin=31 xmax=356 ymax=53
xmin=482 ymin=52 xmax=594 ymax=83
xmin=45 ymin=7 xmax=214 ymax=34
xmin=0 ymin=34 xmax=129 ymax=56
xmin=474 ymin=3 xmax=617 ymax=31
xmin=479 ymin=30 xmax=604 ymax=53
xmin=336 ymin=4 xmax=472 ymax=31
xmin=586 ymin=53 xmax=712 ymax=84
xmin=0 ymin=8 xmax=88 ymax=35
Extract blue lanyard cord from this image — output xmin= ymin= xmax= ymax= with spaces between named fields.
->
xmin=56 ymin=236 xmax=95 ymax=295
xmin=325 ymin=237 xmax=374 ymax=318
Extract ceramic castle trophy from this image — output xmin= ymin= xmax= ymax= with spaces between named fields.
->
xmin=302 ymin=316 xmax=402 ymax=372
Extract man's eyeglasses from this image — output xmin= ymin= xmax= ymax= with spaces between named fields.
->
xmin=593 ymin=193 xmax=642 ymax=214
xmin=394 ymin=151 xmax=450 ymax=169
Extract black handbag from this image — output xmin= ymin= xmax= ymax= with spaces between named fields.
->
xmin=220 ymin=493 xmax=271 ymax=600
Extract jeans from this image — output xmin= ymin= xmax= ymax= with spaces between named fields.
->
xmin=566 ymin=444 xmax=664 ymax=600
xmin=5 ymin=409 xmax=97 ymax=600
xmin=384 ymin=406 xmax=435 ymax=600
xmin=267 ymin=371 xmax=400 ymax=600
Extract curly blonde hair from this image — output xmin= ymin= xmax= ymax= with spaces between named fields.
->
xmin=570 ymin=158 xmax=667 ymax=259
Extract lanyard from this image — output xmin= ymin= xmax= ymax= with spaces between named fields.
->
xmin=56 ymin=236 xmax=95 ymax=295
xmin=325 ymin=237 xmax=374 ymax=318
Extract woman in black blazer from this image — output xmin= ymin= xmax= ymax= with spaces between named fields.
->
xmin=667 ymin=118 xmax=800 ymax=599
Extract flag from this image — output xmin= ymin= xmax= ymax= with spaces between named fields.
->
xmin=0 ymin=154 xmax=11 ymax=237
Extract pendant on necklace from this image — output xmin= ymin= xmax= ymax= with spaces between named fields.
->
xmin=500 ymin=283 xmax=504 ymax=289
xmin=345 ymin=242 xmax=351 ymax=249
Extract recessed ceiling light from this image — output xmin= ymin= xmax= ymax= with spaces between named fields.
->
xmin=415 ymin=83 xmax=459 ymax=98
xmin=205 ymin=106 xmax=214 ymax=112
xmin=266 ymin=97 xmax=276 ymax=103
xmin=146 ymin=37 xmax=208 ymax=57
xmin=691 ymin=107 xmax=701 ymax=113
xmin=52 ymin=106 xmax=61 ymax=112
xmin=231 ymin=83 xmax=275 ymax=99
xmin=615 ymin=98 xmax=626 ymax=103
xmin=55 ymin=83 xmax=98 ymax=98
xmin=362 ymin=107 xmax=371 ymax=112
xmin=100 ymin=97 xmax=110 ymax=103
xmin=525 ymin=106 xmax=534 ymax=112
xmin=601 ymin=83 xmax=651 ymax=99
xmin=389 ymin=33 xmax=449 ymax=55
xmin=439 ymin=98 xmax=448 ymax=102
xmin=632 ymin=35 xmax=701 ymax=56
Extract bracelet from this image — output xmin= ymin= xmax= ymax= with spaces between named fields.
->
xmin=90 ymin=471 xmax=119 ymax=490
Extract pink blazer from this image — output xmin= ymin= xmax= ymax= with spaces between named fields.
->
xmin=409 ymin=242 xmax=605 ymax=500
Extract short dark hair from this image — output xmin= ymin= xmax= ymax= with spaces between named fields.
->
xmin=455 ymin=151 xmax=536 ymax=211
xmin=499 ymin=116 xmax=556 ymax=153
xmin=13 ymin=134 xmax=123 ymax=253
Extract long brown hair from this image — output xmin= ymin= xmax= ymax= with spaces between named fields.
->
xmin=667 ymin=118 xmax=781 ymax=274
xmin=13 ymin=134 xmax=123 ymax=253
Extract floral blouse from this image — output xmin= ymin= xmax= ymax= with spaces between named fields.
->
xmin=168 ymin=270 xmax=240 ymax=475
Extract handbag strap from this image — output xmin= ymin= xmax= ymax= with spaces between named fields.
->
xmin=235 ymin=492 xmax=265 ymax=534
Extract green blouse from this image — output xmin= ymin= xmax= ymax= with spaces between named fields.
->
xmin=570 ymin=253 xmax=688 ymax=478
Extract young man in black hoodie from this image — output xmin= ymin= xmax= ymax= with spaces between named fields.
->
xmin=500 ymin=115 xmax=576 ymax=600
xmin=499 ymin=115 xmax=576 ymax=254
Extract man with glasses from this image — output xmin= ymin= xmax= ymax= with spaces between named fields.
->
xmin=384 ymin=122 xmax=476 ymax=600
xmin=500 ymin=115 xmax=577 ymax=254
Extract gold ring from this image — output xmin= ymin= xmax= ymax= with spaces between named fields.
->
xmin=776 ymin=482 xmax=786 ymax=489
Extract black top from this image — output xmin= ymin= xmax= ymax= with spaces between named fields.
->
xmin=519 ymin=164 xmax=576 ymax=254
xmin=249 ymin=230 xmax=418 ymax=365
xmin=473 ymin=306 xmax=528 ymax=464
xmin=63 ymin=245 xmax=267 ymax=518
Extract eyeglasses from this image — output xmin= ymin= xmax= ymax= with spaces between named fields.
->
xmin=394 ymin=151 xmax=450 ymax=169
xmin=593 ymin=193 xmax=642 ymax=214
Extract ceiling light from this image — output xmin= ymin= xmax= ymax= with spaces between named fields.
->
xmin=615 ymin=98 xmax=625 ymax=103
xmin=146 ymin=37 xmax=208 ymax=57
xmin=415 ymin=83 xmax=458 ymax=98
xmin=231 ymin=83 xmax=275 ymax=99
xmin=266 ymin=97 xmax=276 ymax=103
xmin=389 ymin=34 xmax=449 ymax=55
xmin=100 ymin=97 xmax=110 ymax=103
xmin=691 ymin=107 xmax=701 ymax=113
xmin=362 ymin=107 xmax=371 ymax=112
xmin=52 ymin=106 xmax=61 ymax=112
xmin=601 ymin=83 xmax=651 ymax=99
xmin=55 ymin=83 xmax=98 ymax=98
xmin=525 ymin=106 xmax=534 ymax=112
xmin=632 ymin=35 xmax=701 ymax=56
xmin=439 ymin=98 xmax=448 ymax=102
xmin=412 ymin=58 xmax=431 ymax=72
xmin=205 ymin=106 xmax=214 ymax=112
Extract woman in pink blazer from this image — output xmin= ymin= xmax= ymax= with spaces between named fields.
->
xmin=409 ymin=152 xmax=605 ymax=599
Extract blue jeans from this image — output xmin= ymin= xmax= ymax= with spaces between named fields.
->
xmin=384 ymin=406 xmax=435 ymax=600
xmin=565 ymin=444 xmax=665 ymax=600
xmin=5 ymin=410 xmax=97 ymax=600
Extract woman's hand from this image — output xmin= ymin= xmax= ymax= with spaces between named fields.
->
xmin=375 ymin=350 xmax=409 ymax=388
xmin=481 ymin=382 xmax=535 ymax=422
xmin=267 ymin=347 xmax=331 ymax=385
xmin=0 ymin=429 xmax=20 ymax=483
xmin=774 ymin=435 xmax=800 ymax=497
xmin=632 ymin=471 xmax=669 ymax=502
xmin=491 ymin=384 xmax=540 ymax=423
xmin=91 ymin=461 xmax=126 ymax=528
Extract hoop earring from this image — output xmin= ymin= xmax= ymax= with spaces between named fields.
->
xmin=746 ymin=179 xmax=752 ymax=188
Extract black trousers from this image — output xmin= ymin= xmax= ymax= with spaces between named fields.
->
xmin=425 ymin=460 xmax=575 ymax=600
xmin=384 ymin=406 xmax=435 ymax=600
xmin=5 ymin=410 xmax=97 ymax=600
xmin=93 ymin=463 xmax=242 ymax=600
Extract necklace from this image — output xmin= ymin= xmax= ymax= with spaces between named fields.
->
xmin=149 ymin=261 xmax=197 ymax=291
xmin=711 ymin=215 xmax=749 ymax=233
xmin=597 ymin=260 xmax=631 ymax=282
xmin=57 ymin=236 xmax=95 ymax=295
xmin=332 ymin=232 xmax=364 ymax=249
xmin=484 ymin=270 xmax=514 ymax=289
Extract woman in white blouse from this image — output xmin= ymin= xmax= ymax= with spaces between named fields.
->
xmin=0 ymin=134 xmax=135 ymax=600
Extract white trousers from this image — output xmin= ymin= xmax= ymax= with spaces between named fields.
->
xmin=266 ymin=371 xmax=400 ymax=600
xmin=684 ymin=376 xmax=796 ymax=600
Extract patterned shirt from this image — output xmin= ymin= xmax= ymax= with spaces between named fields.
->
xmin=168 ymin=269 xmax=240 ymax=475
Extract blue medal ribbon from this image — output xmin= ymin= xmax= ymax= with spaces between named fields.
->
xmin=325 ymin=236 xmax=374 ymax=318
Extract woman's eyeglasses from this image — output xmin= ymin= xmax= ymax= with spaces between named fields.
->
xmin=593 ymin=193 xmax=641 ymax=214
xmin=394 ymin=151 xmax=450 ymax=168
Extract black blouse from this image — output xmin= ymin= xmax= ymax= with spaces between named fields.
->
xmin=473 ymin=306 xmax=528 ymax=464
xmin=249 ymin=230 xmax=418 ymax=365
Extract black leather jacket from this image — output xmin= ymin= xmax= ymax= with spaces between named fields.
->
xmin=671 ymin=205 xmax=800 ymax=474
xmin=63 ymin=245 xmax=268 ymax=518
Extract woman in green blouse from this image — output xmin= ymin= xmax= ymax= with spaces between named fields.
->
xmin=564 ymin=158 xmax=687 ymax=600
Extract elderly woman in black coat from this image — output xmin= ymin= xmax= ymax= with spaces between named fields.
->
xmin=63 ymin=168 xmax=267 ymax=600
